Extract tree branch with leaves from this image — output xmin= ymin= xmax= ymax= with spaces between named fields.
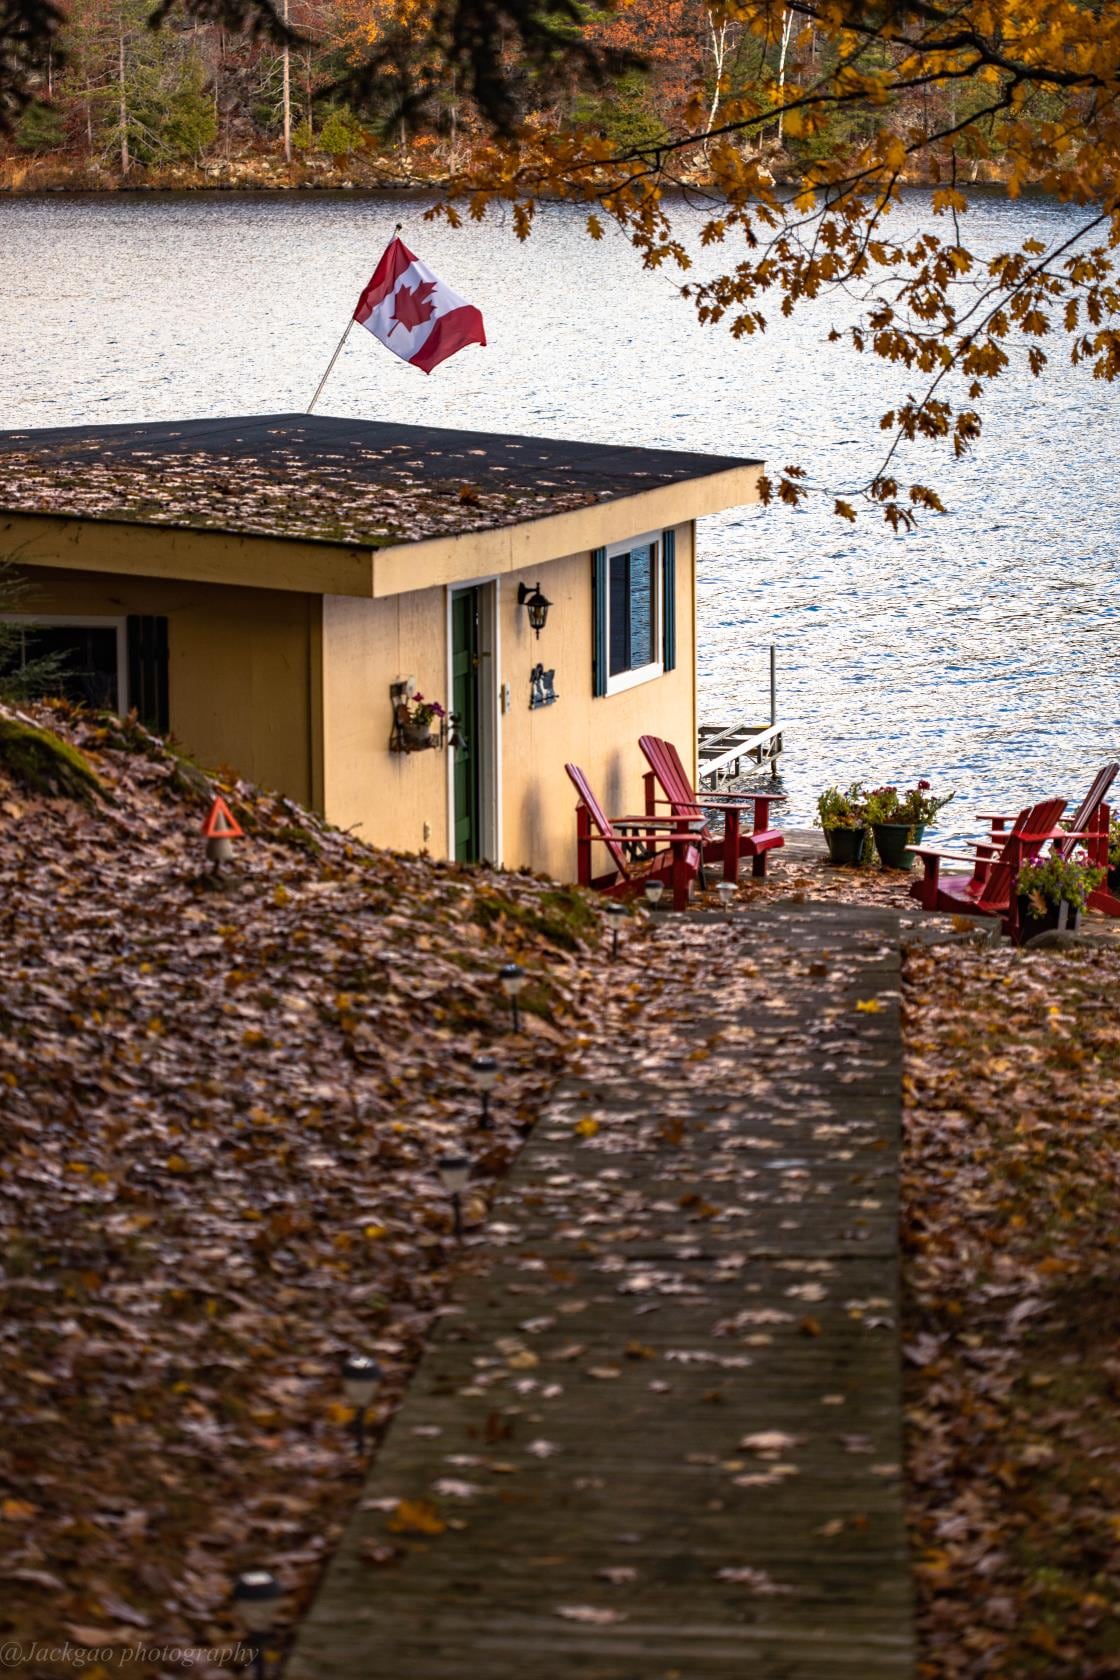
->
xmin=413 ymin=0 xmax=1120 ymax=525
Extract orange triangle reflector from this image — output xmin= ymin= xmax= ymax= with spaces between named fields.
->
xmin=200 ymin=795 xmax=244 ymax=840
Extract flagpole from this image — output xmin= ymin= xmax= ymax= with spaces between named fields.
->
xmin=307 ymin=226 xmax=404 ymax=416
xmin=307 ymin=318 xmax=355 ymax=415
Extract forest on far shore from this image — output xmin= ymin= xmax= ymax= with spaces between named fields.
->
xmin=1 ymin=0 xmax=1066 ymax=188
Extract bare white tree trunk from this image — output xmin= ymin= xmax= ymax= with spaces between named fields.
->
xmin=281 ymin=0 xmax=291 ymax=162
xmin=776 ymin=6 xmax=795 ymax=140
xmin=118 ymin=19 xmax=129 ymax=175
xmin=704 ymin=10 xmax=729 ymax=146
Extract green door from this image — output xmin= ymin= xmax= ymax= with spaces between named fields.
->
xmin=452 ymin=588 xmax=481 ymax=862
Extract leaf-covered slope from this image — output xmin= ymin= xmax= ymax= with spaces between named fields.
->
xmin=903 ymin=940 xmax=1120 ymax=1676
xmin=0 ymin=702 xmax=603 ymax=1676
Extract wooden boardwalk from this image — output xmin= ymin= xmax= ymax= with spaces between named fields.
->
xmin=287 ymin=904 xmax=913 ymax=1680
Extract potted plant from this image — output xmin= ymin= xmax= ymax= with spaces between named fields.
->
xmin=815 ymin=782 xmax=869 ymax=865
xmin=393 ymin=691 xmax=445 ymax=752
xmin=1016 ymin=852 xmax=1104 ymax=940
xmin=865 ymin=780 xmax=954 ymax=870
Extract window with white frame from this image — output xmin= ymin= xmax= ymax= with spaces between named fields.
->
xmin=605 ymin=533 xmax=661 ymax=694
xmin=0 ymin=616 xmax=128 ymax=711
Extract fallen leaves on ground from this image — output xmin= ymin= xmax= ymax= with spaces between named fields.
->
xmin=0 ymin=701 xmax=607 ymax=1676
xmin=9 ymin=720 xmax=1113 ymax=1678
xmin=292 ymin=896 xmax=903 ymax=1665
xmin=705 ymin=839 xmax=918 ymax=913
xmin=903 ymin=939 xmax=1120 ymax=1678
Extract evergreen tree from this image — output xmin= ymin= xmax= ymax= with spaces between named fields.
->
xmin=12 ymin=94 xmax=63 ymax=148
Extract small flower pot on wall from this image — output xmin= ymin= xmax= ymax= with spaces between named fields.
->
xmin=824 ymin=826 xmax=868 ymax=866
xmin=400 ymin=722 xmax=436 ymax=751
xmin=872 ymin=822 xmax=925 ymax=870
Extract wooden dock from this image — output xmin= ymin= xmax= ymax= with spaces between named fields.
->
xmin=698 ymin=646 xmax=783 ymax=785
xmin=698 ymin=720 xmax=783 ymax=785
xmin=287 ymin=904 xmax=913 ymax=1680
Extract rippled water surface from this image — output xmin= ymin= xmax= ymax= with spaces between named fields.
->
xmin=1 ymin=189 xmax=1117 ymax=839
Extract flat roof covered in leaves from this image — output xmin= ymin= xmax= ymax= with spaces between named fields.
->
xmin=0 ymin=413 xmax=764 ymax=550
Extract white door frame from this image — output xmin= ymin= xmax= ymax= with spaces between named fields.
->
xmin=445 ymin=577 xmax=503 ymax=866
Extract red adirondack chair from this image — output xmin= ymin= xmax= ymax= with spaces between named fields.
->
xmin=565 ymin=763 xmax=702 ymax=911
xmin=909 ymin=799 xmax=1074 ymax=942
xmin=978 ymin=763 xmax=1119 ymax=916
xmin=638 ymin=735 xmax=785 ymax=882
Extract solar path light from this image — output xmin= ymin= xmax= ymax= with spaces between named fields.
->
xmin=498 ymin=963 xmax=527 ymax=1032
xmin=438 ymin=1152 xmax=472 ymax=1241
xmin=233 ymin=1569 xmax=280 ymax=1680
xmin=604 ymin=899 xmax=626 ymax=959
xmin=342 ymin=1353 xmax=381 ymax=1455
xmin=470 ymin=1054 xmax=499 ymax=1128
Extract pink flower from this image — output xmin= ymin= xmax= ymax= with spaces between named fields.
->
xmin=918 ymin=780 xmax=931 ymax=790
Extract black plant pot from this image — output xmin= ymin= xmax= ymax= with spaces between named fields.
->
xmin=1017 ymin=897 xmax=1080 ymax=942
xmin=872 ymin=822 xmax=925 ymax=870
xmin=1108 ymin=865 xmax=1120 ymax=896
xmin=824 ymin=826 xmax=868 ymax=866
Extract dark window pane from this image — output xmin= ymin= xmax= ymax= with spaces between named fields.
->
xmin=127 ymin=616 xmax=170 ymax=735
xmin=606 ymin=545 xmax=659 ymax=680
xmin=12 ymin=625 xmax=120 ymax=710
xmin=628 ymin=543 xmax=655 ymax=669
xmin=608 ymin=553 xmax=630 ymax=675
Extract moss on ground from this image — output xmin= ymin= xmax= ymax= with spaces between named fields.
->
xmin=274 ymin=822 xmax=323 ymax=857
xmin=0 ymin=715 xmax=105 ymax=803
xmin=471 ymin=884 xmax=600 ymax=953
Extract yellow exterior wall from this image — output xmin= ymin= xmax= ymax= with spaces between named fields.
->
xmin=11 ymin=520 xmax=701 ymax=887
xmin=318 ymin=523 xmax=697 ymax=883
xmin=5 ymin=567 xmax=317 ymax=805
xmin=497 ymin=524 xmax=697 ymax=882
xmin=319 ymin=591 xmax=449 ymax=855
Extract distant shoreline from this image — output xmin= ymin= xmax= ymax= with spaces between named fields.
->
xmin=0 ymin=152 xmax=1021 ymax=198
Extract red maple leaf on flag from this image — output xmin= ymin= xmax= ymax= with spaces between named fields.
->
xmin=389 ymin=278 xmax=438 ymax=336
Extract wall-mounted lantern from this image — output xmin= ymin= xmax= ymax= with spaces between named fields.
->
xmin=517 ymin=581 xmax=552 ymax=639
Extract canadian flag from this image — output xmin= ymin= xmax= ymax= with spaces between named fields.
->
xmin=353 ymin=235 xmax=486 ymax=375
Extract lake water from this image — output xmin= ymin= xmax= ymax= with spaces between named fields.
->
xmin=1 ymin=188 xmax=1117 ymax=839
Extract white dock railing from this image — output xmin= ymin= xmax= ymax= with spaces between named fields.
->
xmin=697 ymin=646 xmax=783 ymax=787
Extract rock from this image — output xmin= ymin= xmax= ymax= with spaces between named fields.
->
xmin=1023 ymin=928 xmax=1092 ymax=951
xmin=899 ymin=913 xmax=1003 ymax=949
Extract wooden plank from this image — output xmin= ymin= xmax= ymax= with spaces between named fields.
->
xmin=287 ymin=905 xmax=912 ymax=1680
